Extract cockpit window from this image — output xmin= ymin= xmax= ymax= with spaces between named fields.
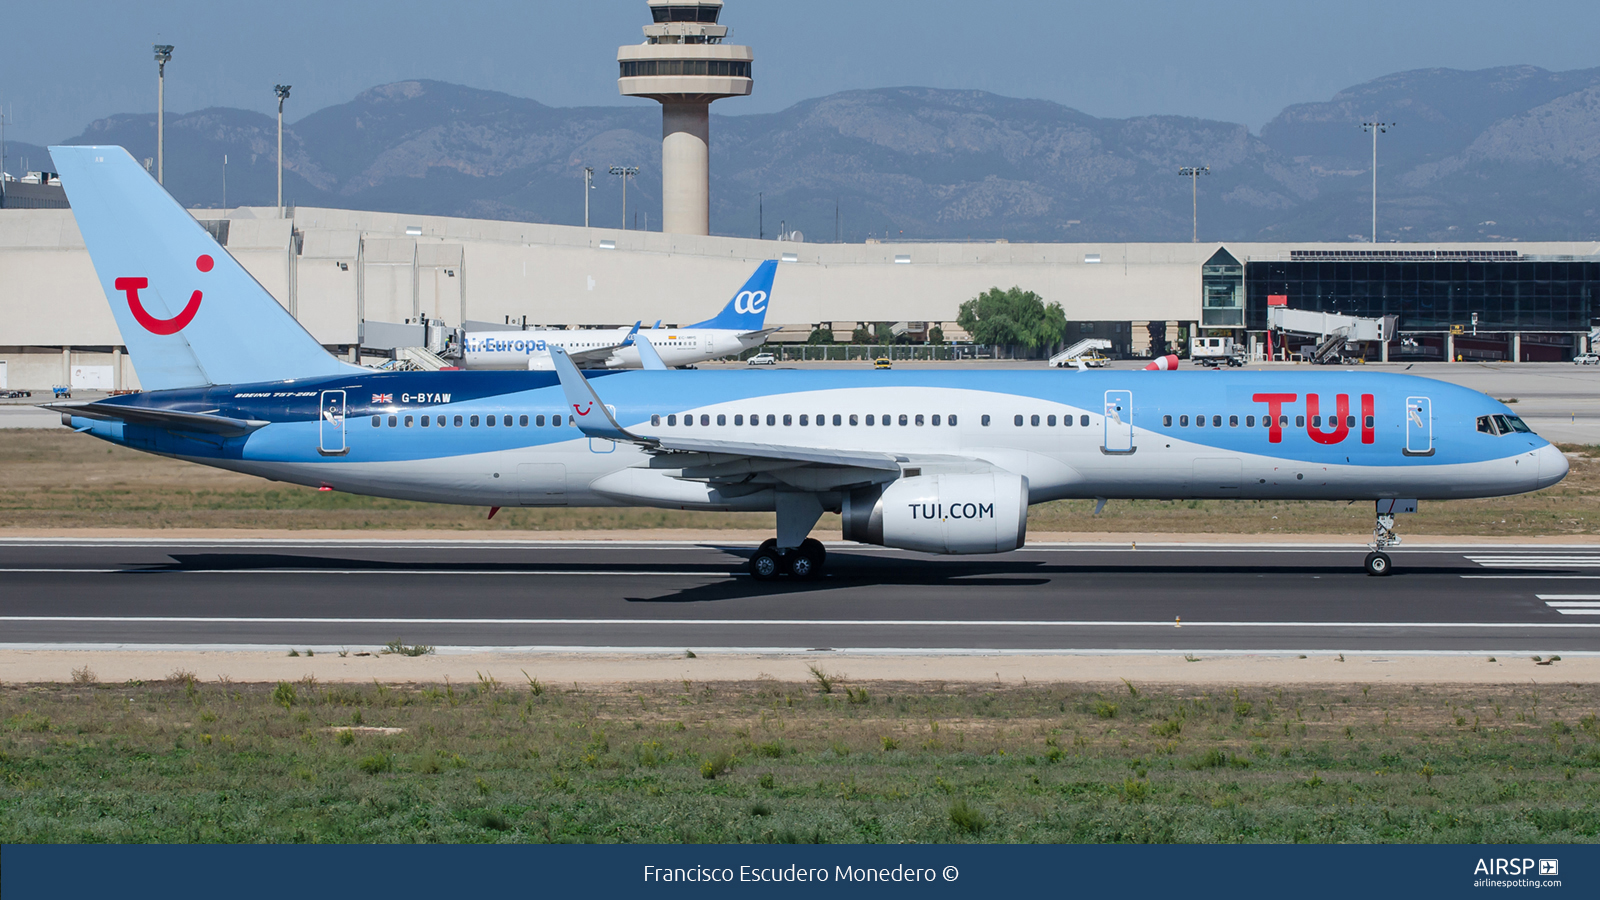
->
xmin=1481 ymin=414 xmax=1534 ymax=436
xmin=1499 ymin=414 xmax=1533 ymax=434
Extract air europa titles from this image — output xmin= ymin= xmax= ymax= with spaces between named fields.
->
xmin=1252 ymin=393 xmax=1376 ymax=445
xmin=909 ymin=502 xmax=995 ymax=520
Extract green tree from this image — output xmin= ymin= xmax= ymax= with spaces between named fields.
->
xmin=806 ymin=327 xmax=834 ymax=344
xmin=928 ymin=325 xmax=945 ymax=344
xmin=850 ymin=325 xmax=873 ymax=344
xmin=956 ymin=287 xmax=1068 ymax=357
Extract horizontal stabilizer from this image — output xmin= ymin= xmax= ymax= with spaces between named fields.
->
xmin=46 ymin=401 xmax=269 ymax=437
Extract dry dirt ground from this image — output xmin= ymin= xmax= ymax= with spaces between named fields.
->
xmin=6 ymin=650 xmax=1595 ymax=688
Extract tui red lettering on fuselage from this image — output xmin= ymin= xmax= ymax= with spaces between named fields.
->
xmin=1252 ymin=392 xmax=1375 ymax=444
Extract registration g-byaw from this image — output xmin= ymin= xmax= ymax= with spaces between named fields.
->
xmin=46 ymin=145 xmax=1568 ymax=580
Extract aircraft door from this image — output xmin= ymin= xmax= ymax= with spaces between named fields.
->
xmin=318 ymin=390 xmax=349 ymax=456
xmin=1404 ymin=396 xmax=1434 ymax=457
xmin=1103 ymin=390 xmax=1134 ymax=454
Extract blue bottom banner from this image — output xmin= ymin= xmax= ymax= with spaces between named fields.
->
xmin=3 ymin=843 xmax=1595 ymax=898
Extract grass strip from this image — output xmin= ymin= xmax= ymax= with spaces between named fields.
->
xmin=3 ymin=676 xmax=1598 ymax=843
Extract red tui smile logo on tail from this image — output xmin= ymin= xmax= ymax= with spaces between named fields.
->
xmin=114 ymin=254 xmax=212 ymax=334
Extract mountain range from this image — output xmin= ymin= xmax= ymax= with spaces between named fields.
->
xmin=8 ymin=65 xmax=1600 ymax=244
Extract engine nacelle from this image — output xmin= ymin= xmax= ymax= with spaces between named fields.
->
xmin=842 ymin=472 xmax=1029 ymax=554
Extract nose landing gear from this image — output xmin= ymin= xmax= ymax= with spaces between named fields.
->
xmin=748 ymin=538 xmax=827 ymax=582
xmin=1365 ymin=510 xmax=1399 ymax=576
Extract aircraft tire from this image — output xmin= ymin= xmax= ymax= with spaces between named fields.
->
xmin=787 ymin=548 xmax=823 ymax=581
xmin=749 ymin=548 xmax=782 ymax=581
xmin=798 ymin=538 xmax=826 ymax=567
xmin=1364 ymin=551 xmax=1392 ymax=577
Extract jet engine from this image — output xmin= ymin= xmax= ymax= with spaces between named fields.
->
xmin=842 ymin=472 xmax=1029 ymax=554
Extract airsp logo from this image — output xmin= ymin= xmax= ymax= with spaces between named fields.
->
xmin=734 ymin=290 xmax=768 ymax=315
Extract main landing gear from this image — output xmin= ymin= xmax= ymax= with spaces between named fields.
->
xmin=1364 ymin=510 xmax=1400 ymax=577
xmin=748 ymin=538 xmax=826 ymax=582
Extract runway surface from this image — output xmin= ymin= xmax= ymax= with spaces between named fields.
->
xmin=2 ymin=538 xmax=1599 ymax=654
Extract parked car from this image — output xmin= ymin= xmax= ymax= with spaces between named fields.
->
xmin=1576 ymin=353 xmax=1600 ymax=365
xmin=746 ymin=353 xmax=777 ymax=366
xmin=874 ymin=357 xmax=892 ymax=369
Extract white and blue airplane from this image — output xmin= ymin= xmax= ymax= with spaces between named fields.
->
xmin=46 ymin=145 xmax=1568 ymax=579
xmin=461 ymin=261 xmax=779 ymax=371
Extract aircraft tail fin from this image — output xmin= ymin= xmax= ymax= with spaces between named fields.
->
xmin=689 ymin=259 xmax=777 ymax=331
xmin=49 ymin=145 xmax=363 ymax=390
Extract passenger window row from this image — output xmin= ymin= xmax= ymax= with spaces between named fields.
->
xmin=650 ymin=413 xmax=960 ymax=427
xmin=1013 ymin=414 xmax=1091 ymax=427
xmin=1160 ymin=414 xmax=1374 ymax=429
xmin=372 ymin=414 xmax=572 ymax=428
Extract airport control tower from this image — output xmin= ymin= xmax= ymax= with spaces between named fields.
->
xmin=618 ymin=0 xmax=752 ymax=235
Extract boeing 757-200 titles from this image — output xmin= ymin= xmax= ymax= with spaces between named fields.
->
xmin=44 ymin=146 xmax=1567 ymax=580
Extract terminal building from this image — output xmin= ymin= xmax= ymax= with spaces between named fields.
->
xmin=1 ymin=200 xmax=1597 ymax=391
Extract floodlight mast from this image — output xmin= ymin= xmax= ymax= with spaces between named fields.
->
xmin=609 ymin=165 xmax=639 ymax=229
xmin=275 ymin=85 xmax=292 ymax=218
xmin=1361 ymin=122 xmax=1391 ymax=243
xmin=1178 ymin=166 xmax=1208 ymax=243
xmin=583 ymin=166 xmax=596 ymax=228
xmin=153 ymin=45 xmax=173 ymax=185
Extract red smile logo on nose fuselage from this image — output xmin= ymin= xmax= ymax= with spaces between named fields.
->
xmin=115 ymin=254 xmax=212 ymax=335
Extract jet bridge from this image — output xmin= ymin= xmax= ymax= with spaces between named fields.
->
xmin=1268 ymin=307 xmax=1395 ymax=364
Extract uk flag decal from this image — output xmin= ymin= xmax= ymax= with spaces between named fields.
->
xmin=372 ymin=393 xmax=393 ymax=404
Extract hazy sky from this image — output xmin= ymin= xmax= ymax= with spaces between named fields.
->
xmin=3 ymin=0 xmax=1599 ymax=144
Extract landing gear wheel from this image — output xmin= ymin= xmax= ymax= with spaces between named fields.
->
xmin=787 ymin=547 xmax=824 ymax=580
xmin=749 ymin=548 xmax=782 ymax=581
xmin=798 ymin=538 xmax=826 ymax=567
xmin=758 ymin=538 xmax=777 ymax=553
xmin=1364 ymin=551 xmax=1392 ymax=577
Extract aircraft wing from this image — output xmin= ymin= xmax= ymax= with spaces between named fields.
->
xmin=547 ymin=347 xmax=965 ymax=493
xmin=652 ymin=436 xmax=901 ymax=471
xmin=45 ymin=401 xmax=270 ymax=436
xmin=563 ymin=344 xmax=629 ymax=368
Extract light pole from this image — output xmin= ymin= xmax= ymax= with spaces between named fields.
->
xmin=153 ymin=44 xmax=173 ymax=185
xmin=583 ymin=166 xmax=595 ymax=228
xmin=1361 ymin=121 xmax=1391 ymax=243
xmin=608 ymin=165 xmax=637 ymax=229
xmin=274 ymin=85 xmax=292 ymax=217
xmin=1178 ymin=166 xmax=1208 ymax=242
xmin=222 ymin=153 xmax=227 ymax=209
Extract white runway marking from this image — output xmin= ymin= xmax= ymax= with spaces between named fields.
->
xmin=1469 ymin=556 xmax=1600 ymax=567
xmin=1538 ymin=594 xmax=1600 ymax=615
xmin=2 ymin=616 xmax=1596 ymax=629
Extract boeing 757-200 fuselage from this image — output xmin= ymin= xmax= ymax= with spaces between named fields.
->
xmin=44 ymin=145 xmax=1568 ymax=580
